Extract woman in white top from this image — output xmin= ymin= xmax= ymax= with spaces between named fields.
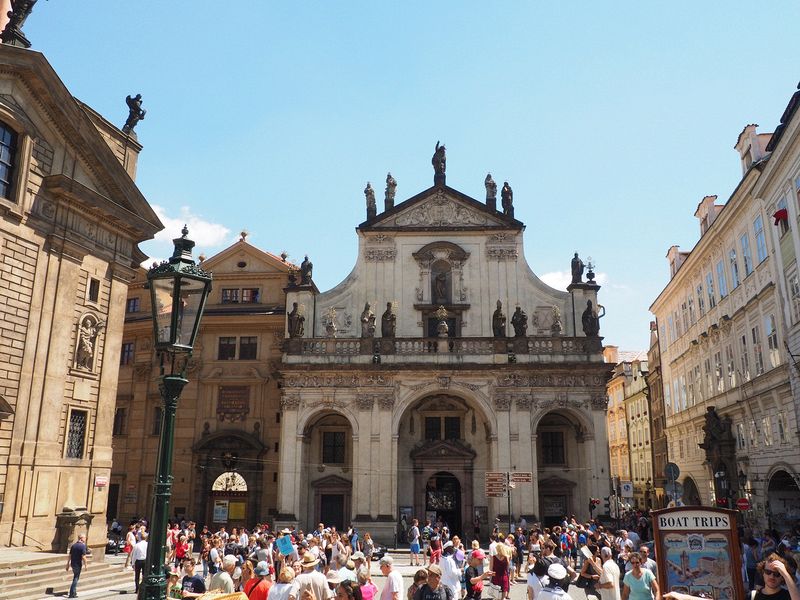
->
xmin=269 ymin=567 xmax=296 ymax=600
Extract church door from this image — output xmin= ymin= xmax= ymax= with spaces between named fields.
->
xmin=426 ymin=472 xmax=462 ymax=534
xmin=320 ymin=494 xmax=345 ymax=531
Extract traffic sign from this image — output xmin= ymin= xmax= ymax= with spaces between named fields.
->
xmin=665 ymin=462 xmax=680 ymax=481
xmin=510 ymin=472 xmax=532 ymax=483
xmin=736 ymin=497 xmax=751 ymax=511
xmin=620 ymin=481 xmax=634 ymax=498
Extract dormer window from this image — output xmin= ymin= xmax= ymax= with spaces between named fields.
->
xmin=0 ymin=122 xmax=17 ymax=201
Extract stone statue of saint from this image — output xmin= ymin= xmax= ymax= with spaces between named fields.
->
xmin=485 ymin=173 xmax=497 ymax=210
xmin=433 ymin=272 xmax=448 ymax=303
xmin=432 ymin=141 xmax=446 ymax=175
xmin=300 ymin=255 xmax=313 ymax=285
xmin=511 ymin=306 xmax=528 ymax=337
xmin=75 ymin=315 xmax=104 ymax=370
xmin=492 ymin=300 xmax=506 ymax=338
xmin=365 ymin=182 xmax=377 ymax=220
xmin=501 ymin=182 xmax=514 ymax=218
xmin=384 ymin=172 xmax=397 ymax=211
xmin=551 ymin=305 xmax=563 ymax=334
xmin=122 ymin=94 xmax=146 ymax=134
xmin=571 ymin=252 xmax=584 ymax=284
xmin=287 ymin=302 xmax=305 ymax=338
xmin=360 ymin=302 xmax=376 ymax=338
xmin=324 ymin=307 xmax=337 ymax=337
xmin=581 ymin=300 xmax=604 ymax=336
xmin=381 ymin=302 xmax=396 ymax=337
xmin=0 ymin=0 xmax=38 ymax=47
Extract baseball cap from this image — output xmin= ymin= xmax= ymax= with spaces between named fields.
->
xmin=548 ymin=563 xmax=567 ymax=580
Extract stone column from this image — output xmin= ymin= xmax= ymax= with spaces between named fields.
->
xmin=530 ymin=433 xmax=540 ymax=518
xmin=377 ymin=397 xmax=394 ymax=516
xmin=515 ymin=397 xmax=534 ymax=516
xmin=276 ymin=397 xmax=301 ymax=520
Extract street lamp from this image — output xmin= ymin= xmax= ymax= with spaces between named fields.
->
xmin=143 ymin=226 xmax=212 ymax=600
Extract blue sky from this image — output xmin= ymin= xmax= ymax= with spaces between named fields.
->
xmin=26 ymin=1 xmax=800 ymax=351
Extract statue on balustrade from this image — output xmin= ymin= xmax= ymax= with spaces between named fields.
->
xmin=492 ymin=300 xmax=506 ymax=338
xmin=381 ymin=302 xmax=396 ymax=338
xmin=288 ymin=302 xmax=305 ymax=338
xmin=511 ymin=306 xmax=528 ymax=337
xmin=361 ymin=302 xmax=376 ymax=338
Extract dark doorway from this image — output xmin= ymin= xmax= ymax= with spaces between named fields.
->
xmin=320 ymin=494 xmax=345 ymax=531
xmin=540 ymin=495 xmax=568 ymax=528
xmin=107 ymin=483 xmax=120 ymax=520
xmin=426 ymin=472 xmax=462 ymax=535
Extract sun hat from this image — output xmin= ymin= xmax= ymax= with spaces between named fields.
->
xmin=326 ymin=571 xmax=343 ymax=585
xmin=300 ymin=553 xmax=320 ymax=567
xmin=426 ymin=564 xmax=443 ymax=576
xmin=379 ymin=555 xmax=393 ymax=565
xmin=255 ymin=561 xmax=270 ymax=576
xmin=442 ymin=541 xmax=453 ymax=550
xmin=547 ymin=563 xmax=567 ymax=581
xmin=352 ymin=551 xmax=366 ymax=560
xmin=346 ymin=559 xmax=356 ymax=570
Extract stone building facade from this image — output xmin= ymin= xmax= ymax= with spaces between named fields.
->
xmin=650 ymin=119 xmax=799 ymax=529
xmin=110 ymin=236 xmax=293 ymax=528
xmin=646 ymin=322 xmax=669 ymax=509
xmin=0 ymin=46 xmax=161 ymax=550
xmin=277 ymin=168 xmax=612 ymax=543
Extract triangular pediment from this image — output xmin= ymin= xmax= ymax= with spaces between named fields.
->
xmin=410 ymin=439 xmax=477 ymax=460
xmin=201 ymin=239 xmax=297 ymax=274
xmin=361 ymin=185 xmax=523 ymax=231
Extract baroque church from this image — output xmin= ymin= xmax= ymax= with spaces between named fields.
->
xmin=276 ymin=151 xmax=612 ymax=542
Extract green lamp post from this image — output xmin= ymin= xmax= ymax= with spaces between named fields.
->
xmin=142 ymin=226 xmax=212 ymax=600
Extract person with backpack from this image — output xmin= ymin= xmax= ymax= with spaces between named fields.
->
xmin=409 ymin=519 xmax=422 ymax=566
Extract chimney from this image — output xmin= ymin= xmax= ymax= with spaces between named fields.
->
xmin=603 ymin=345 xmax=619 ymax=364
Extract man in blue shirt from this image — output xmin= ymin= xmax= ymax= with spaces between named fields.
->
xmin=65 ymin=534 xmax=88 ymax=598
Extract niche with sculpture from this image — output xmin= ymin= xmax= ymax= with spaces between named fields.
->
xmin=73 ymin=313 xmax=105 ymax=373
xmin=413 ymin=241 xmax=470 ymax=305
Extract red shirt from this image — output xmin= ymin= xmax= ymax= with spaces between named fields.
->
xmin=245 ymin=578 xmax=272 ymax=600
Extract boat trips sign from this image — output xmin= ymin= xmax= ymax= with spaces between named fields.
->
xmin=652 ymin=506 xmax=743 ymax=600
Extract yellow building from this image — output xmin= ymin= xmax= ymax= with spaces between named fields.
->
xmin=110 ymin=235 xmax=293 ymax=527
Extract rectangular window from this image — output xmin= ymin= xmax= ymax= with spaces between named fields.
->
xmin=714 ymin=351 xmax=723 ymax=393
xmin=693 ymin=365 xmax=702 ymax=402
xmin=697 ymin=284 xmax=706 ymax=316
xmin=120 ymin=341 xmax=135 ymax=366
xmin=754 ymin=215 xmax=768 ymax=263
xmin=668 ymin=316 xmax=676 ymax=343
xmin=752 ymin=325 xmax=764 ymax=376
xmin=0 ymin=123 xmax=17 ymax=199
xmin=541 ymin=431 xmax=566 ymax=465
xmin=741 ymin=233 xmax=753 ymax=275
xmin=218 ymin=337 xmax=237 ymax=360
xmin=66 ymin=409 xmax=88 ymax=458
xmin=791 ymin=274 xmax=800 ymax=322
xmin=687 ymin=378 xmax=694 ymax=406
xmin=221 ymin=288 xmax=240 ymax=304
xmin=152 ymin=406 xmax=163 ymax=436
xmin=681 ymin=302 xmax=689 ymax=332
xmin=425 ymin=417 xmax=441 ymax=441
xmin=726 ymin=345 xmax=736 ymax=388
xmin=126 ymin=297 xmax=140 ymax=313
xmin=88 ymin=278 xmax=100 ymax=303
xmin=736 ymin=423 xmax=746 ymax=450
xmin=664 ymin=384 xmax=671 ymax=417
xmin=687 ymin=295 xmax=695 ymax=324
xmin=322 ymin=431 xmax=346 ymax=464
xmin=706 ymin=273 xmax=716 ymax=308
xmin=729 ymin=249 xmax=740 ymax=288
xmin=762 ymin=417 xmax=773 ymax=446
xmin=740 ymin=334 xmax=750 ymax=382
xmin=674 ymin=310 xmax=683 ymax=337
xmin=778 ymin=413 xmax=788 ymax=444
xmin=749 ymin=420 xmax=757 ymax=447
xmin=704 ymin=358 xmax=713 ymax=396
xmin=113 ymin=407 xmax=127 ymax=436
xmin=680 ymin=375 xmax=687 ymax=410
xmin=673 ymin=379 xmax=680 ymax=413
xmin=716 ymin=261 xmax=728 ymax=298
xmin=444 ymin=416 xmax=460 ymax=440
xmin=777 ymin=196 xmax=790 ymax=236
xmin=241 ymin=288 xmax=259 ymax=303
xmin=239 ymin=336 xmax=258 ymax=360
xmin=765 ymin=314 xmax=779 ymax=369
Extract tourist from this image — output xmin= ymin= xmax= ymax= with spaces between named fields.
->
xmin=752 ymin=553 xmax=800 ymax=600
xmin=596 ymin=547 xmax=621 ymax=600
xmin=577 ymin=544 xmax=601 ymax=600
xmin=516 ymin=527 xmax=528 ymax=578
xmin=413 ymin=564 xmax=450 ymax=600
xmin=409 ymin=519 xmax=422 ymax=566
xmin=131 ymin=532 xmax=148 ymax=595
xmin=245 ymin=561 xmax=274 ymax=600
xmin=337 ymin=580 xmax=364 ymax=600
xmin=357 ymin=566 xmax=377 ymax=600
xmin=180 ymin=557 xmax=206 ymax=598
xmin=465 ymin=549 xmax=494 ymax=600
xmin=440 ymin=541 xmax=462 ymax=599
xmin=430 ymin=527 xmax=443 ymax=565
xmin=491 ymin=541 xmax=512 ymax=600
xmin=379 ymin=555 xmax=404 ymax=600
xmin=362 ymin=533 xmax=375 ymax=570
xmin=527 ymin=557 xmax=549 ymax=600
xmin=620 ymin=552 xmax=659 ymax=600
xmin=290 ymin=552 xmax=329 ymax=600
xmin=124 ymin=523 xmax=136 ymax=569
xmin=210 ymin=554 xmax=237 ymax=593
xmin=65 ymin=533 xmax=88 ymax=599
xmin=408 ymin=569 xmax=428 ymax=600
xmin=538 ymin=563 xmax=575 ymax=600
xmin=270 ymin=567 xmax=297 ymax=600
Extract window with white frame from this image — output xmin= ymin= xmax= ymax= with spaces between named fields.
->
xmin=706 ymin=273 xmax=716 ymax=308
xmin=777 ymin=196 xmax=790 ymax=236
xmin=668 ymin=315 xmax=676 ymax=344
xmin=714 ymin=351 xmax=723 ymax=393
xmin=673 ymin=380 xmax=680 ymax=413
xmin=680 ymin=375 xmax=687 ymax=410
xmin=740 ymin=334 xmax=750 ymax=381
xmin=777 ymin=413 xmax=788 ymax=444
xmin=674 ymin=309 xmax=683 ymax=337
xmin=762 ymin=416 xmax=773 ymax=446
xmin=688 ymin=295 xmax=695 ymax=324
xmin=697 ymin=284 xmax=706 ymax=315
xmin=716 ymin=261 xmax=728 ymax=298
xmin=736 ymin=422 xmax=746 ymax=450
xmin=726 ymin=345 xmax=736 ymax=387
xmin=754 ymin=215 xmax=768 ymax=263
xmin=752 ymin=325 xmax=764 ymax=376
xmin=765 ymin=314 xmax=779 ymax=369
xmin=664 ymin=384 xmax=672 ymax=417
xmin=741 ymin=233 xmax=753 ymax=276
xmin=730 ymin=249 xmax=740 ymax=288
xmin=791 ymin=273 xmax=800 ymax=322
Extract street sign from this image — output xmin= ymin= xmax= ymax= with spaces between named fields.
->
xmin=485 ymin=472 xmax=506 ymax=482
xmin=665 ymin=462 xmax=680 ymax=481
xmin=620 ymin=481 xmax=634 ymax=498
xmin=736 ymin=497 xmax=751 ymax=511
xmin=510 ymin=471 xmax=532 ymax=483
xmin=485 ymin=471 xmax=507 ymax=497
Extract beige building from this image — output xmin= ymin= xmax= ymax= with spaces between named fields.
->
xmin=277 ymin=167 xmax=613 ymax=542
xmin=0 ymin=46 xmax=161 ymax=550
xmin=650 ymin=123 xmax=796 ymax=527
xmin=110 ymin=235 xmax=293 ymax=528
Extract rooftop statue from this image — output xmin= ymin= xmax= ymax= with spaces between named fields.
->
xmin=0 ymin=0 xmax=38 ymax=48
xmin=485 ymin=173 xmax=497 ymax=211
xmin=432 ymin=141 xmax=446 ymax=185
xmin=501 ymin=182 xmax=514 ymax=218
xmin=384 ymin=172 xmax=397 ymax=211
xmin=492 ymin=300 xmax=506 ymax=338
xmin=571 ymin=252 xmax=584 ymax=284
xmin=122 ymin=94 xmax=146 ymax=134
xmin=300 ymin=255 xmax=313 ymax=285
xmin=365 ymin=182 xmax=377 ymax=220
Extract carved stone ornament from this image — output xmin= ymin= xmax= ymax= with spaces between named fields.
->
xmin=280 ymin=394 xmax=301 ymax=410
xmin=284 ymin=374 xmax=391 ymax=388
xmin=393 ymin=191 xmax=491 ymax=227
xmin=516 ymin=395 xmax=533 ymax=410
xmin=493 ymin=394 xmax=512 ymax=411
xmin=486 ymin=246 xmax=518 ymax=261
xmin=365 ymin=247 xmax=397 ymax=262
xmin=590 ymin=393 xmax=608 ymax=409
xmin=497 ymin=373 xmax=604 ymax=388
xmin=377 ymin=394 xmax=395 ymax=410
xmin=356 ymin=394 xmax=376 ymax=410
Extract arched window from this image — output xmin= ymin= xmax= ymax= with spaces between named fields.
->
xmin=0 ymin=122 xmax=17 ymax=200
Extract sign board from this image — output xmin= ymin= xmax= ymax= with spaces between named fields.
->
xmin=94 ymin=475 xmax=108 ymax=488
xmin=510 ymin=472 xmax=532 ymax=483
xmin=736 ymin=497 xmax=751 ymax=511
xmin=653 ymin=506 xmax=744 ymax=600
xmin=664 ymin=462 xmax=681 ymax=481
xmin=124 ymin=484 xmax=137 ymax=504
xmin=485 ymin=471 xmax=507 ymax=498
xmin=620 ymin=481 xmax=634 ymax=498
xmin=213 ymin=500 xmax=229 ymax=523
xmin=276 ymin=535 xmax=294 ymax=556
xmin=217 ymin=385 xmax=250 ymax=422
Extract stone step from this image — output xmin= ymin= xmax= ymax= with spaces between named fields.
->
xmin=0 ymin=562 xmax=123 ymax=600
xmin=0 ymin=554 xmax=105 ymax=583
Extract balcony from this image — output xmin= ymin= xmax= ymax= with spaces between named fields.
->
xmin=283 ymin=335 xmax=604 ymax=365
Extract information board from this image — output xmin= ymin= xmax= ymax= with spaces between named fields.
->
xmin=652 ymin=506 xmax=744 ymax=600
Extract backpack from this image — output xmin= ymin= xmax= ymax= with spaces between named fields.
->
xmin=407 ymin=529 xmax=415 ymax=543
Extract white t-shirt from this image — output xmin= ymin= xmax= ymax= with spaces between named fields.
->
xmin=527 ymin=573 xmax=548 ymax=599
xmin=381 ymin=569 xmax=404 ymax=600
xmin=599 ymin=559 xmax=621 ymax=600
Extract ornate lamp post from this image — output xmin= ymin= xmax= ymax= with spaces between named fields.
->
xmin=143 ymin=226 xmax=212 ymax=600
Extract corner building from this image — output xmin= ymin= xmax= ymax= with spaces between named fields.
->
xmin=277 ymin=170 xmax=612 ymax=543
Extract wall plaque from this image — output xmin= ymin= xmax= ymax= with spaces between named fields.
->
xmin=217 ymin=386 xmax=250 ymax=421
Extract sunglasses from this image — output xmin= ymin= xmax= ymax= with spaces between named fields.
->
xmin=764 ymin=569 xmax=783 ymax=578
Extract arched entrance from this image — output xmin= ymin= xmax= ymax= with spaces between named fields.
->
xmin=426 ymin=472 xmax=462 ymax=534
xmin=767 ymin=469 xmax=800 ymax=531
xmin=210 ymin=471 xmax=248 ymax=528
xmin=682 ymin=476 xmax=702 ymax=506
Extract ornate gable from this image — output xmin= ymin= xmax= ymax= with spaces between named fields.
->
xmin=362 ymin=186 xmax=523 ymax=231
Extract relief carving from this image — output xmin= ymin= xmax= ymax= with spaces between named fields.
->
xmin=493 ymin=394 xmax=512 ymax=411
xmin=74 ymin=314 xmax=104 ymax=372
xmin=365 ymin=247 xmax=397 ymax=262
xmin=280 ymin=394 xmax=301 ymax=410
xmin=394 ymin=193 xmax=490 ymax=227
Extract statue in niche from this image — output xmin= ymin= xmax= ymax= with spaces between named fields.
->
xmin=492 ymin=300 xmax=506 ymax=338
xmin=433 ymin=271 xmax=448 ymax=304
xmin=287 ymin=302 xmax=305 ymax=338
xmin=300 ymin=255 xmax=313 ymax=284
xmin=511 ymin=306 xmax=528 ymax=337
xmin=551 ymin=305 xmax=563 ymax=334
xmin=365 ymin=182 xmax=377 ymax=220
xmin=384 ymin=172 xmax=397 ymax=210
xmin=360 ymin=302 xmax=376 ymax=338
xmin=485 ymin=173 xmax=497 ymax=210
xmin=571 ymin=252 xmax=584 ymax=284
xmin=122 ymin=94 xmax=146 ymax=134
xmin=381 ymin=302 xmax=396 ymax=337
xmin=501 ymin=182 xmax=514 ymax=218
xmin=581 ymin=300 xmax=604 ymax=337
xmin=75 ymin=315 xmax=105 ymax=370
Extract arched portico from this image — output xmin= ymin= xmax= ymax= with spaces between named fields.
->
xmin=767 ymin=467 xmax=800 ymax=531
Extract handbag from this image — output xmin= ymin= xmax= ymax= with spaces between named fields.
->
xmin=575 ymin=575 xmax=592 ymax=589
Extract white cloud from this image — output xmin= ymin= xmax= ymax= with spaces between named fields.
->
xmin=152 ymin=205 xmax=231 ymax=248
xmin=540 ymin=270 xmax=608 ymax=290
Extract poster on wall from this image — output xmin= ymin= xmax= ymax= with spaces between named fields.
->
xmin=213 ymin=500 xmax=229 ymax=523
xmin=652 ymin=506 xmax=744 ymax=600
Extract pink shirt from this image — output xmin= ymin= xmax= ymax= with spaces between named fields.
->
xmin=361 ymin=582 xmax=378 ymax=600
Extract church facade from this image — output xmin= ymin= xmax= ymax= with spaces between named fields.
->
xmin=277 ymin=161 xmax=612 ymax=543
